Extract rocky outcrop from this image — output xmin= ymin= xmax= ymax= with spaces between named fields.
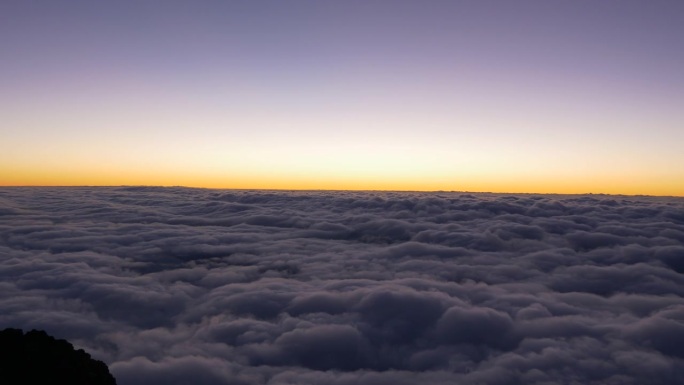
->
xmin=0 ymin=328 xmax=116 ymax=385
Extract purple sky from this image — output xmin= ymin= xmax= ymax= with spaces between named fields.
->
xmin=2 ymin=1 xmax=683 ymax=194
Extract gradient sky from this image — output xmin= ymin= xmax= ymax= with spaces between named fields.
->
xmin=2 ymin=0 xmax=683 ymax=195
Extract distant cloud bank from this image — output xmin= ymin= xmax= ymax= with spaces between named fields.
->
xmin=1 ymin=187 xmax=683 ymax=384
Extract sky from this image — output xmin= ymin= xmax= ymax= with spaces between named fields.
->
xmin=1 ymin=0 xmax=683 ymax=195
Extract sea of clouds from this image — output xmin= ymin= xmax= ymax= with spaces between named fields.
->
xmin=1 ymin=187 xmax=683 ymax=384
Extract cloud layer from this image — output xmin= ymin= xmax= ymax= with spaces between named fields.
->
xmin=1 ymin=187 xmax=683 ymax=384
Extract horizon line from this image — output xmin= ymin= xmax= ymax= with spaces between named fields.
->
xmin=2 ymin=184 xmax=682 ymax=199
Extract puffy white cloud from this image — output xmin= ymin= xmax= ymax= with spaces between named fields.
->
xmin=1 ymin=187 xmax=683 ymax=384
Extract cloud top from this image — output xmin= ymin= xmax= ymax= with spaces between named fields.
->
xmin=1 ymin=187 xmax=683 ymax=384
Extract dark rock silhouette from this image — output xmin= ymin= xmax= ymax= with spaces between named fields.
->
xmin=0 ymin=328 xmax=116 ymax=385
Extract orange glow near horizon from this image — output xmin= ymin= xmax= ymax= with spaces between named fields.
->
xmin=4 ymin=117 xmax=683 ymax=197
xmin=2 ymin=119 xmax=683 ymax=196
xmin=3 ymin=162 xmax=683 ymax=197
